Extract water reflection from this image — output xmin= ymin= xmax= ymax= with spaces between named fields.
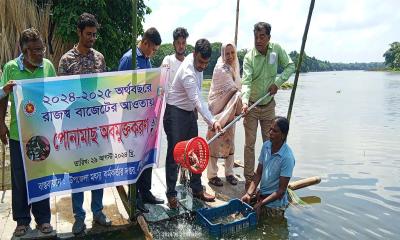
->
xmin=300 ymin=196 xmax=321 ymax=205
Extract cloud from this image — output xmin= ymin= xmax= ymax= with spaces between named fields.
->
xmin=143 ymin=0 xmax=400 ymax=62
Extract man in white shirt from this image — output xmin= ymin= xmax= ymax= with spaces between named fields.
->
xmin=162 ymin=27 xmax=189 ymax=92
xmin=164 ymin=39 xmax=222 ymax=209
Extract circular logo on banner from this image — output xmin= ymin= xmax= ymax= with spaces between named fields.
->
xmin=23 ymin=101 xmax=36 ymax=116
xmin=26 ymin=136 xmax=51 ymax=161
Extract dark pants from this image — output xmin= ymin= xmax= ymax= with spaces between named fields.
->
xmin=137 ymin=167 xmax=152 ymax=199
xmin=10 ymin=139 xmax=50 ymax=226
xmin=163 ymin=104 xmax=202 ymax=198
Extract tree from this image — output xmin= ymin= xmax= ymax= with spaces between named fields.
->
xmin=150 ymin=42 xmax=384 ymax=77
xmin=151 ymin=43 xmax=175 ymax=68
xmin=51 ymin=0 xmax=151 ymax=70
xmin=151 ymin=43 xmax=195 ymax=68
xmin=383 ymin=42 xmax=400 ymax=70
xmin=237 ymin=48 xmax=248 ymax=75
xmin=289 ymin=50 xmax=383 ymax=72
xmin=203 ymin=42 xmax=222 ymax=78
xmin=150 ymin=42 xmax=220 ymax=79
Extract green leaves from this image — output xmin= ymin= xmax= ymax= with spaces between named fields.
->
xmin=151 ymin=42 xmax=245 ymax=79
xmin=383 ymin=42 xmax=400 ymax=70
xmin=51 ymin=0 xmax=150 ymax=70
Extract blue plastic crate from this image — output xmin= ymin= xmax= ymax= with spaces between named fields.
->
xmin=196 ymin=198 xmax=257 ymax=237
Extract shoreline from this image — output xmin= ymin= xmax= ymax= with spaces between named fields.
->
xmin=202 ymin=79 xmax=294 ymax=90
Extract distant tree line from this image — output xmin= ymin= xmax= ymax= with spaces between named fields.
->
xmin=151 ymin=42 xmax=384 ymax=78
xmin=383 ymin=42 xmax=400 ymax=70
xmin=288 ymin=51 xmax=384 ymax=72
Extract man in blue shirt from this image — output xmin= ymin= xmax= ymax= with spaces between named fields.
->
xmin=241 ymin=116 xmax=295 ymax=218
xmin=118 ymin=27 xmax=163 ymax=213
xmin=118 ymin=27 xmax=160 ymax=70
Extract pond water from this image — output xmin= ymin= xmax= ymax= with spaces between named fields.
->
xmin=110 ymin=70 xmax=400 ymax=239
xmin=278 ymin=71 xmax=400 ymax=240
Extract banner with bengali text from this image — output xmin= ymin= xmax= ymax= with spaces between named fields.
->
xmin=14 ymin=69 xmax=167 ymax=203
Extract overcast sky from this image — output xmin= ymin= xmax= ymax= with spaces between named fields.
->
xmin=142 ymin=0 xmax=400 ymax=63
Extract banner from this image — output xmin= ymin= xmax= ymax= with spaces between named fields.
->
xmin=14 ymin=69 xmax=167 ymax=203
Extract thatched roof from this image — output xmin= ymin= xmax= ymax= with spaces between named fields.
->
xmin=0 ymin=0 xmax=71 ymax=68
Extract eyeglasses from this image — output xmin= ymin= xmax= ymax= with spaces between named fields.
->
xmin=28 ymin=47 xmax=46 ymax=54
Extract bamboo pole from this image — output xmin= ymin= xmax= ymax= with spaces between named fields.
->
xmin=0 ymin=68 xmax=4 ymax=191
xmin=137 ymin=215 xmax=153 ymax=240
xmin=129 ymin=2 xmax=152 ymax=239
xmin=286 ymin=0 xmax=315 ymax=124
xmin=233 ymin=161 xmax=321 ymax=190
xmin=288 ymin=176 xmax=321 ymax=190
xmin=116 ymin=185 xmax=129 ymax=212
xmin=1 ymin=142 xmax=4 ymax=191
xmin=129 ymin=0 xmax=138 ymax=221
xmin=234 ymin=0 xmax=240 ymax=46
xmin=115 ymin=0 xmax=138 ymax=222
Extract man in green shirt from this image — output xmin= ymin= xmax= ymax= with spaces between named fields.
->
xmin=0 ymin=28 xmax=56 ymax=237
xmin=241 ymin=22 xmax=295 ymax=190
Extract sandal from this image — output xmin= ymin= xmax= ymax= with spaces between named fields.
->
xmin=14 ymin=225 xmax=30 ymax=237
xmin=167 ymin=196 xmax=178 ymax=209
xmin=209 ymin=177 xmax=223 ymax=187
xmin=36 ymin=223 xmax=53 ymax=234
xmin=226 ymin=175 xmax=238 ymax=185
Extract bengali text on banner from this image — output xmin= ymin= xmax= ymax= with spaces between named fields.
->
xmin=14 ymin=68 xmax=167 ymax=203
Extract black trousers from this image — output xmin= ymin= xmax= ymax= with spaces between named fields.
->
xmin=136 ymin=167 xmax=152 ymax=198
xmin=10 ymin=139 xmax=50 ymax=226
xmin=163 ymin=104 xmax=202 ymax=198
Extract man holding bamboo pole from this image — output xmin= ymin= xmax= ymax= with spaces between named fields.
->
xmin=164 ymin=39 xmax=222 ymax=209
xmin=241 ymin=22 xmax=295 ymax=190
